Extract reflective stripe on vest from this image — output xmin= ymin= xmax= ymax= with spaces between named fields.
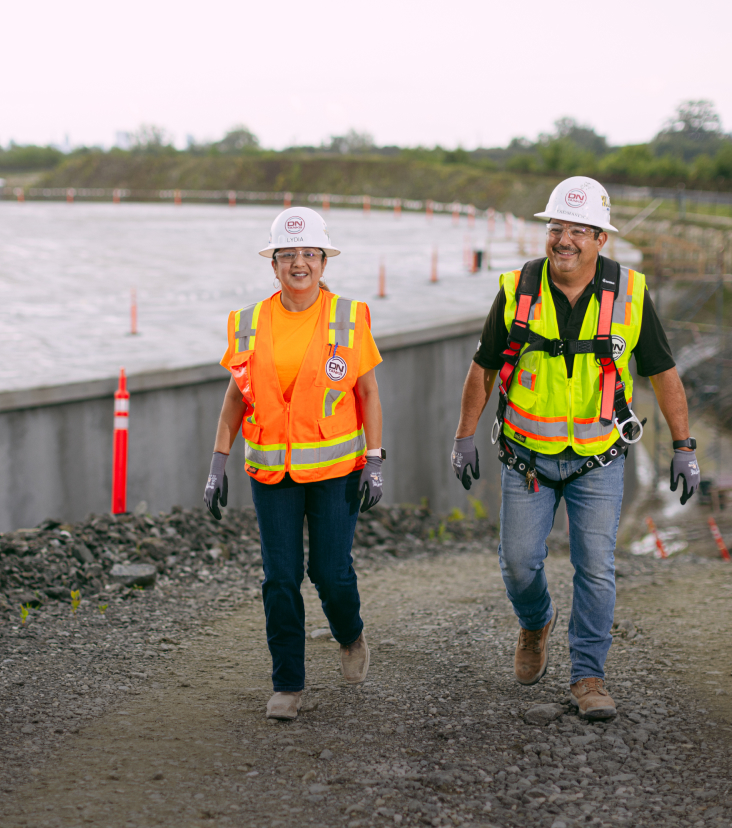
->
xmin=245 ymin=440 xmax=286 ymax=470
xmin=291 ymin=428 xmax=366 ymax=470
xmin=504 ymin=401 xmax=569 ymax=441
xmin=322 ymin=388 xmax=346 ymax=417
xmin=613 ymin=266 xmax=635 ymax=326
xmin=328 ymin=295 xmax=357 ymax=348
xmin=572 ymin=417 xmax=617 ymax=444
xmin=234 ymin=301 xmax=263 ymax=353
xmin=517 ymin=369 xmax=536 ymax=391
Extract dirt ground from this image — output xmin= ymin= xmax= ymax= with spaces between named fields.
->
xmin=1 ymin=533 xmax=731 ymax=828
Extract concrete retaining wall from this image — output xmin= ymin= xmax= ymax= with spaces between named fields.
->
xmin=0 ymin=318 xmax=636 ymax=532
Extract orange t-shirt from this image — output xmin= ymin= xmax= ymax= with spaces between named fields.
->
xmin=271 ymin=291 xmax=382 ymax=402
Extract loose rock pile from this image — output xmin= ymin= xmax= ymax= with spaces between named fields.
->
xmin=0 ymin=504 xmax=493 ymax=615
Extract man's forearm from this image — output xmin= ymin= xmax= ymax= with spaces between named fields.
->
xmin=456 ymin=363 xmax=498 ymax=438
xmin=649 ymin=367 xmax=690 ymax=442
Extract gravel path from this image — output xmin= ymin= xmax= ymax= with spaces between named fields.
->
xmin=1 ymin=506 xmax=731 ymax=828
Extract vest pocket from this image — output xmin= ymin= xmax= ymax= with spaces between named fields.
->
xmin=315 ymin=344 xmax=358 ymax=390
xmin=242 ymin=422 xmax=262 ymax=444
xmin=318 ymin=411 xmax=348 ymax=439
xmin=516 ymin=369 xmax=536 ymax=392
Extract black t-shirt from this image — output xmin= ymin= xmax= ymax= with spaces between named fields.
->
xmin=473 ymin=260 xmax=675 ymax=378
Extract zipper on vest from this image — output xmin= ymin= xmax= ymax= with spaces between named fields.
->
xmin=285 ymin=403 xmax=291 ymax=472
xmin=566 ymin=380 xmax=573 ymax=446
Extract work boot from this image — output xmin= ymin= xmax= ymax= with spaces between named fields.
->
xmin=570 ymin=677 xmax=616 ymax=720
xmin=341 ymin=631 xmax=370 ymax=684
xmin=514 ymin=604 xmax=558 ymax=686
xmin=266 ymin=691 xmax=302 ymax=720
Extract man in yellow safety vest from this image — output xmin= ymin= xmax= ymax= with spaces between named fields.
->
xmin=451 ymin=177 xmax=700 ymax=720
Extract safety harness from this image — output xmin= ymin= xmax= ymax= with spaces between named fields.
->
xmin=492 ymin=257 xmax=644 ymax=493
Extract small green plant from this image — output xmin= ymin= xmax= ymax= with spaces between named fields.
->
xmin=98 ymin=604 xmax=108 ymax=615
xmin=437 ymin=521 xmax=452 ymax=541
xmin=467 ymin=495 xmax=488 ymax=520
xmin=20 ymin=603 xmax=31 ymax=625
xmin=132 ymin=584 xmax=144 ymax=591
xmin=448 ymin=507 xmax=465 ymax=522
xmin=70 ymin=590 xmax=81 ymax=614
xmin=428 ymin=527 xmax=435 ymax=540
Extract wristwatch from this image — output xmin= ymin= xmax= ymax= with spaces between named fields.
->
xmin=366 ymin=448 xmax=387 ymax=459
xmin=672 ymin=438 xmax=696 ymax=450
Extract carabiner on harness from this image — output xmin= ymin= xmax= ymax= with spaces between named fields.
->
xmin=491 ymin=416 xmax=501 ymax=445
xmin=614 ymin=412 xmax=644 ymax=444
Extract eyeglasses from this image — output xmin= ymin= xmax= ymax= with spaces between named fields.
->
xmin=546 ymin=223 xmax=599 ymax=241
xmin=274 ymin=249 xmax=323 ymax=263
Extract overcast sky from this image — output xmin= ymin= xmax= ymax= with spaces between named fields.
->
xmin=2 ymin=0 xmax=730 ymax=151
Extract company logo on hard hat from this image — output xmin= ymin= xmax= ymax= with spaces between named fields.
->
xmin=565 ymin=189 xmax=587 ymax=209
xmin=285 ymin=217 xmax=305 ymax=234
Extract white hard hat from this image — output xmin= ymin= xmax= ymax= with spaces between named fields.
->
xmin=259 ymin=206 xmax=341 ymax=258
xmin=534 ymin=176 xmax=618 ymax=232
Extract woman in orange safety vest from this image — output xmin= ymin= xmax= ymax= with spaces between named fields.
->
xmin=203 ymin=207 xmax=384 ymax=721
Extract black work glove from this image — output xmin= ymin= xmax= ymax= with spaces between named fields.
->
xmin=670 ymin=449 xmax=700 ymax=506
xmin=452 ymin=435 xmax=480 ymax=490
xmin=204 ymin=451 xmax=229 ymax=520
xmin=359 ymin=456 xmax=383 ymax=513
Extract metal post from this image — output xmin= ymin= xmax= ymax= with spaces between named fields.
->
xmin=716 ymin=247 xmax=725 ymax=481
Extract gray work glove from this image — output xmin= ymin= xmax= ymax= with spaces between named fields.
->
xmin=452 ymin=435 xmax=480 ymax=490
xmin=359 ymin=456 xmax=383 ymax=513
xmin=670 ymin=449 xmax=700 ymax=506
xmin=204 ymin=451 xmax=229 ymax=520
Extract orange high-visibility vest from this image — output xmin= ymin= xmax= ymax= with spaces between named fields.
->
xmin=221 ymin=290 xmax=369 ymax=484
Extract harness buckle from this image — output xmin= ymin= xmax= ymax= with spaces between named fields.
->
xmin=594 ymin=453 xmax=612 ymax=468
xmin=614 ymin=412 xmax=644 ymax=444
xmin=547 ymin=339 xmax=565 ymax=358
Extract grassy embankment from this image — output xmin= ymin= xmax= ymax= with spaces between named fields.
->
xmin=36 ymin=151 xmax=560 ymax=217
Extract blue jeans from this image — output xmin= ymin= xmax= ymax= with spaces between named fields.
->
xmin=250 ymin=470 xmax=364 ymax=692
xmin=499 ymin=439 xmax=624 ymax=684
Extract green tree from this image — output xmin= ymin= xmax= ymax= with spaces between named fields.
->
xmin=552 ymin=117 xmax=609 ymax=156
xmin=538 ymin=137 xmax=596 ymax=175
xmin=0 ymin=144 xmax=64 ymax=171
xmin=653 ymin=100 xmax=725 ymax=162
xmin=129 ymin=124 xmax=174 ymax=152
xmin=599 ymin=144 xmax=655 ymax=179
xmin=214 ymin=125 xmax=259 ymax=153
xmin=714 ymin=143 xmax=732 ymax=180
xmin=327 ymin=129 xmax=375 ymax=154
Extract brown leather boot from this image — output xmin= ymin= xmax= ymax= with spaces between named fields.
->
xmin=570 ymin=677 xmax=616 ymax=720
xmin=340 ymin=631 xmax=370 ymax=684
xmin=514 ymin=604 xmax=558 ymax=686
xmin=266 ymin=691 xmax=302 ymax=720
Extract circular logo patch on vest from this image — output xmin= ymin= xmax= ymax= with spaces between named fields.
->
xmin=612 ymin=335 xmax=626 ymax=361
xmin=325 ymin=354 xmax=347 ymax=382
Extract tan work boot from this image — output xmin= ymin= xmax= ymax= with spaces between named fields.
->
xmin=340 ymin=631 xmax=370 ymax=684
xmin=266 ymin=691 xmax=302 ymax=720
xmin=570 ymin=677 xmax=616 ymax=720
xmin=514 ymin=604 xmax=558 ymax=686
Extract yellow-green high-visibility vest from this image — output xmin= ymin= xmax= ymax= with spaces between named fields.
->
xmin=501 ymin=257 xmax=645 ymax=456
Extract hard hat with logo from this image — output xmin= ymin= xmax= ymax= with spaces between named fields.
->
xmin=259 ymin=206 xmax=341 ymax=258
xmin=534 ymin=176 xmax=618 ymax=232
